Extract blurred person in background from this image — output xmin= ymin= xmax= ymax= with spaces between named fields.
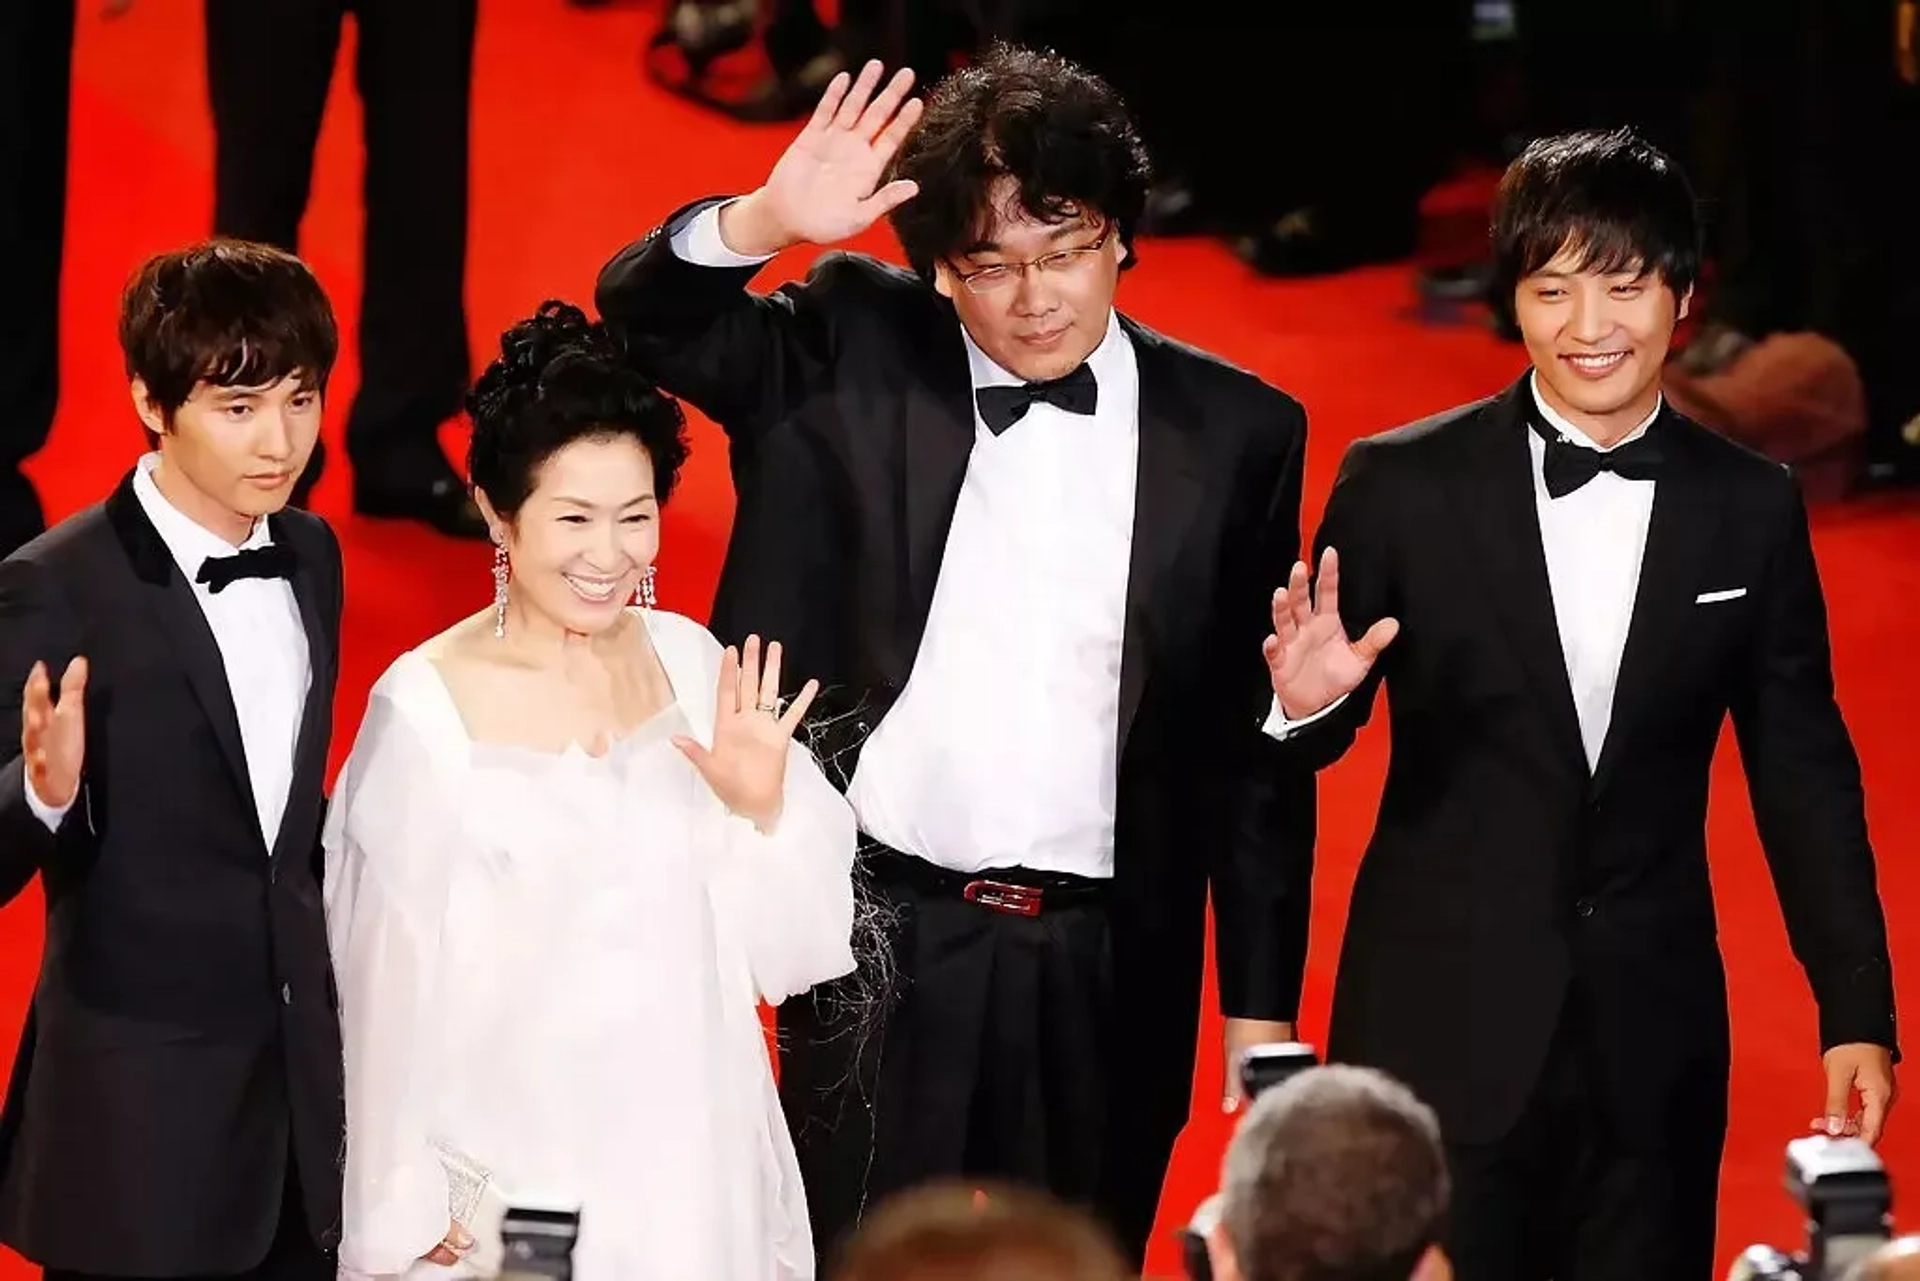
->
xmin=1066 ymin=5 xmax=1474 ymax=277
xmin=0 ymin=0 xmax=75 ymax=558
xmin=831 ymin=1183 xmax=1133 ymax=1281
xmin=1205 ymin=1065 xmax=1452 ymax=1281
xmin=206 ymin=0 xmax=488 ymax=538
xmin=1668 ymin=0 xmax=1920 ymax=491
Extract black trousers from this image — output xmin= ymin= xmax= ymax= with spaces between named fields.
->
xmin=204 ymin=0 xmax=475 ymax=478
xmin=1445 ymin=996 xmax=1725 ymax=1281
xmin=778 ymin=846 xmax=1121 ymax=1267
xmin=0 ymin=0 xmax=73 ymax=553
xmin=44 ymin=1150 xmax=334 ymax=1281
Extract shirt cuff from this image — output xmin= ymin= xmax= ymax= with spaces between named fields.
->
xmin=1261 ymin=693 xmax=1347 ymax=741
xmin=25 ymin=773 xmax=72 ymax=833
xmin=669 ymin=203 xmax=776 ymax=268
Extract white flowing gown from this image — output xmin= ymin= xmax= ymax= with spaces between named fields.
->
xmin=322 ymin=610 xmax=857 ymax=1280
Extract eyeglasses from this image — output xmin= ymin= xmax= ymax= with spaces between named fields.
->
xmin=949 ymin=225 xmax=1114 ymax=295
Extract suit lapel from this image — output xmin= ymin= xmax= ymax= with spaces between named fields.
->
xmin=1590 ymin=411 xmax=1720 ymax=792
xmin=896 ymin=301 xmax=979 ymax=686
xmin=103 ymin=474 xmax=257 ymax=814
xmin=269 ymin=517 xmax=337 ymax=861
xmin=1117 ymin=322 xmax=1206 ymax=755
xmin=1442 ymin=381 xmax=1588 ymax=774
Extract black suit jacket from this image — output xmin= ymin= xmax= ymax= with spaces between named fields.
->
xmin=1288 ymin=378 xmax=1897 ymax=1146
xmin=595 ymin=200 xmax=1317 ymax=1148
xmin=0 ymin=472 xmax=346 ymax=1274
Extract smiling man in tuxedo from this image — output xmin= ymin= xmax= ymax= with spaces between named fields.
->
xmin=1261 ymin=129 xmax=1899 ymax=1281
xmin=0 ymin=240 xmax=346 ymax=1280
xmin=595 ymin=47 xmax=1317 ymax=1266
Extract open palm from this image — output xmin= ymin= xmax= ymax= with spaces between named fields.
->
xmin=1264 ymin=547 xmax=1398 ymax=719
xmin=759 ymin=60 xmax=924 ymax=246
xmin=20 ymin=657 xmax=88 ymax=809
xmin=675 ymin=636 xmax=820 ymax=832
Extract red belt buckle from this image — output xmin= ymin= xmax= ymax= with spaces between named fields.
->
xmin=963 ymin=879 xmax=1043 ymax=917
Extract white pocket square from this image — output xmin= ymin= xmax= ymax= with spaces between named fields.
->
xmin=1695 ymin=588 xmax=1747 ymax=604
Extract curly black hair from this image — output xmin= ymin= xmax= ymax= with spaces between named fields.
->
xmin=465 ymin=301 xmax=691 ymax=518
xmin=885 ymin=43 xmax=1151 ymax=281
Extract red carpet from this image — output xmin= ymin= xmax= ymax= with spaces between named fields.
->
xmin=4 ymin=3 xmax=1916 ymax=1276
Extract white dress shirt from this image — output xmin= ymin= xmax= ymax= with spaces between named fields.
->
xmin=846 ymin=316 xmax=1141 ymax=876
xmin=674 ymin=206 xmax=1138 ymax=875
xmin=1527 ymin=375 xmax=1661 ymax=770
xmin=28 ymin=453 xmax=312 ymax=847
xmin=1258 ymin=378 xmax=1661 ymax=765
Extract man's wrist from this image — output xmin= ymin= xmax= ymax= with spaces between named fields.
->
xmin=22 ymin=767 xmax=76 ymax=831
xmin=717 ymin=190 xmax=798 ymax=259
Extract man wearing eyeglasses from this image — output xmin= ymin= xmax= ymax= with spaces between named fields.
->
xmin=595 ymin=46 xmax=1317 ymax=1272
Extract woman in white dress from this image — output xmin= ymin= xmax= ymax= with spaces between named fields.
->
xmin=323 ymin=302 xmax=858 ymax=1280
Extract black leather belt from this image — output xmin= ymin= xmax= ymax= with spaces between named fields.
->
xmin=866 ymin=845 xmax=1109 ymax=918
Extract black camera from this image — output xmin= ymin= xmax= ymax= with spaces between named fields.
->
xmin=1728 ymin=1137 xmax=1893 ymax=1281
xmin=494 ymin=1205 xmax=582 ymax=1280
xmin=1179 ymin=1043 xmax=1322 ymax=1281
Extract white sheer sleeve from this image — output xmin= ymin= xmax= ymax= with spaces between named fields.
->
xmin=705 ymin=737 xmax=858 ymax=1005
xmin=323 ymin=683 xmax=462 ymax=1277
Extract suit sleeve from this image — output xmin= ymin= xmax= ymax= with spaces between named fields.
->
xmin=594 ymin=197 xmax=840 ymax=441
xmin=1267 ymin=436 xmax=1397 ymax=772
xmin=313 ymin=520 xmax=347 ymax=889
xmin=1730 ymin=483 xmax=1898 ymax=1059
xmin=1210 ymin=400 xmax=1316 ymax=1023
xmin=0 ymin=555 xmax=85 ymax=908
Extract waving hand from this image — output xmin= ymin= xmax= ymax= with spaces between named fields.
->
xmin=1264 ymin=548 xmax=1398 ymax=720
xmin=674 ymin=636 xmax=820 ymax=833
xmin=721 ymin=61 xmax=924 ymax=255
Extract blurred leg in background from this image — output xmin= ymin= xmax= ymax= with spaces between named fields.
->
xmin=0 ymin=0 xmax=75 ymax=558
xmin=206 ymin=0 xmax=486 ymax=538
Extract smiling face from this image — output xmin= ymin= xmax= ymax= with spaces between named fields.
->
xmin=1513 ymin=240 xmax=1689 ymax=446
xmin=481 ymin=433 xmax=660 ymax=638
xmin=932 ymin=177 xmax=1127 ymax=383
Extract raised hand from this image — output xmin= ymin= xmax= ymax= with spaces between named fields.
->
xmin=1263 ymin=548 xmax=1398 ymax=720
xmin=674 ymin=636 xmax=820 ymax=833
xmin=721 ymin=60 xmax=924 ymax=255
xmin=20 ymin=657 xmax=88 ymax=809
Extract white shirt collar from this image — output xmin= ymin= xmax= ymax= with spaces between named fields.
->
xmin=132 ymin=452 xmax=274 ymax=581
xmin=1527 ymin=371 xmax=1662 ymax=452
xmin=960 ymin=308 xmax=1125 ymax=391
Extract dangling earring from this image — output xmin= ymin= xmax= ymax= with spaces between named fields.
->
xmin=491 ymin=539 xmax=510 ymax=638
xmin=636 ymin=564 xmax=657 ymax=610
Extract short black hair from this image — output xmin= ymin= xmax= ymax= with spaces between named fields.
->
xmin=1490 ymin=127 xmax=1701 ymax=326
xmin=119 ymin=239 xmax=339 ymax=438
xmin=466 ymin=301 xmax=690 ymax=519
xmin=885 ymin=42 xmax=1151 ymax=281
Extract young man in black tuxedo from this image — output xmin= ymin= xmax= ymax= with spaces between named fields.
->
xmin=596 ymin=48 xmax=1318 ymax=1266
xmin=1263 ymin=129 xmax=1900 ymax=1281
xmin=0 ymin=241 xmax=347 ymax=1281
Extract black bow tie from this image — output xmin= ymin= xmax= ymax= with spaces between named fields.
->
xmin=1529 ymin=414 xmax=1665 ymax=498
xmin=975 ymin=363 xmax=1099 ymax=434
xmin=197 ymin=543 xmax=296 ymax=593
